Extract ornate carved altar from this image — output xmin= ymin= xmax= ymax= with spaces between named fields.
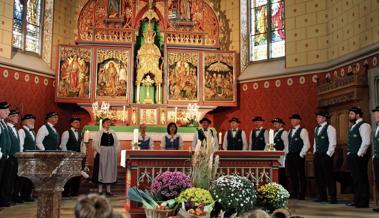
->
xmin=55 ymin=0 xmax=237 ymax=125
xmin=125 ymin=150 xmax=284 ymax=218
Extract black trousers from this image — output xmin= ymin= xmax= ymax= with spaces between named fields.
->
xmin=374 ymin=157 xmax=379 ymax=193
xmin=347 ymin=152 xmax=370 ymax=206
xmin=0 ymin=156 xmax=6 ymax=204
xmin=19 ymin=177 xmax=33 ymax=200
xmin=0 ymin=156 xmax=18 ymax=203
xmin=278 ymin=168 xmax=287 ymax=189
xmin=63 ymin=176 xmax=81 ymax=197
xmin=314 ymin=152 xmax=336 ymax=200
xmin=286 ymin=152 xmax=306 ymax=198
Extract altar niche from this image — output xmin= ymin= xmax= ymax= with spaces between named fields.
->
xmin=134 ymin=8 xmax=163 ymax=104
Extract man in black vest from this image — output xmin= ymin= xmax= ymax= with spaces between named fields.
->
xmin=313 ymin=111 xmax=337 ymax=204
xmin=249 ymin=116 xmax=268 ymax=150
xmin=2 ymin=110 xmax=21 ymax=205
xmin=271 ymin=118 xmax=288 ymax=188
xmin=36 ymin=112 xmax=60 ymax=151
xmin=372 ymin=106 xmax=379 ymax=212
xmin=286 ymin=114 xmax=310 ymax=200
xmin=18 ymin=114 xmax=36 ymax=202
xmin=222 ymin=117 xmax=248 ymax=150
xmin=346 ymin=107 xmax=371 ymax=208
xmin=347 ymin=107 xmax=371 ymax=208
xmin=192 ymin=117 xmax=218 ymax=150
xmin=0 ymin=102 xmax=11 ymax=207
xmin=60 ymin=117 xmax=83 ymax=197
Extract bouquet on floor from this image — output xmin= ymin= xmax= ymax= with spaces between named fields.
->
xmin=256 ymin=182 xmax=290 ymax=212
xmin=151 ymin=171 xmax=193 ymax=201
xmin=176 ymin=187 xmax=215 ymax=218
xmin=210 ymin=176 xmax=257 ymax=215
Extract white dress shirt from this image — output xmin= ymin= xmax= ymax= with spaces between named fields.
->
xmin=191 ymin=128 xmax=219 ymax=150
xmin=18 ymin=125 xmax=35 ymax=152
xmin=375 ymin=124 xmax=379 ymax=137
xmin=313 ymin=122 xmax=337 ymax=157
xmin=161 ymin=133 xmax=183 ymax=150
xmin=36 ymin=122 xmax=58 ymax=151
xmin=350 ymin=118 xmax=371 ymax=157
xmin=139 ymin=135 xmax=154 ymax=150
xmin=0 ymin=119 xmax=5 ymax=158
xmin=222 ymin=128 xmax=248 ymax=150
xmin=60 ymin=128 xmax=81 ymax=151
xmin=248 ymin=127 xmax=269 ymax=150
xmin=290 ymin=125 xmax=310 ymax=158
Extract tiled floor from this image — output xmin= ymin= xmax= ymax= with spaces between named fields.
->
xmin=1 ymin=197 xmax=379 ymax=218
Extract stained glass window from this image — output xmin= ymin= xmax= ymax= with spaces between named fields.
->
xmin=12 ymin=0 xmax=43 ymax=54
xmin=250 ymin=0 xmax=285 ymax=61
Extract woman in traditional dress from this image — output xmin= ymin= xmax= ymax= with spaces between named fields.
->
xmin=92 ymin=118 xmax=119 ymax=196
xmin=160 ymin=122 xmax=183 ymax=150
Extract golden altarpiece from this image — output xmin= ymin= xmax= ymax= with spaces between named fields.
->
xmin=55 ymin=0 xmax=237 ymax=126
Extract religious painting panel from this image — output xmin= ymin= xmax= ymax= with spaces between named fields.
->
xmin=203 ymin=52 xmax=236 ymax=103
xmin=167 ymin=51 xmax=199 ymax=102
xmin=95 ymin=48 xmax=131 ymax=102
xmin=140 ymin=108 xmax=158 ymax=125
xmin=56 ymin=45 xmax=92 ymax=102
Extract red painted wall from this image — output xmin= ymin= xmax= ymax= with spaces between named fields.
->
xmin=0 ymin=66 xmax=91 ymax=133
xmin=212 ymin=74 xmax=318 ymax=140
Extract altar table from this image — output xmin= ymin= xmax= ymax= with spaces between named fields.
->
xmin=125 ymin=150 xmax=285 ymax=217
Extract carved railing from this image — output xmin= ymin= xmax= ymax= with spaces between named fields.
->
xmin=317 ymin=74 xmax=367 ymax=94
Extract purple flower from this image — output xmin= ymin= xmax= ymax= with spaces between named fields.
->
xmin=151 ymin=171 xmax=192 ymax=201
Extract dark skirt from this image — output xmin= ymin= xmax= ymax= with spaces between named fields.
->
xmin=92 ymin=153 xmax=117 ymax=185
xmin=92 ymin=154 xmax=100 ymax=184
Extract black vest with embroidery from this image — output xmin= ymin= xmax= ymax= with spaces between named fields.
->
xmin=251 ymin=128 xmax=266 ymax=150
xmin=288 ymin=127 xmax=304 ymax=154
xmin=66 ymin=129 xmax=81 ymax=152
xmin=226 ymin=129 xmax=243 ymax=150
xmin=274 ymin=129 xmax=285 ymax=151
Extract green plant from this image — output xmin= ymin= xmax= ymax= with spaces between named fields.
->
xmin=257 ymin=182 xmax=290 ymax=212
xmin=176 ymin=187 xmax=214 ymax=206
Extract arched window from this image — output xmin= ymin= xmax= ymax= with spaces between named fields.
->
xmin=12 ymin=0 xmax=43 ymax=55
xmin=249 ymin=0 xmax=285 ymax=62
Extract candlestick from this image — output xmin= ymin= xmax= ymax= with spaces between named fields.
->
xmin=269 ymin=129 xmax=274 ymax=145
xmin=218 ymin=131 xmax=222 ymax=145
xmin=133 ymin=129 xmax=139 ymax=144
xmin=120 ymin=150 xmax=126 ymax=167
xmin=99 ymin=119 xmax=103 ymax=131
xmin=83 ymin=130 xmax=90 ymax=143
xmin=174 ymin=107 xmax=178 ymax=123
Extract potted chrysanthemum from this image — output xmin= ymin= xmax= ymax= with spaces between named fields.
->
xmin=176 ymin=187 xmax=215 ymax=218
xmin=209 ymin=175 xmax=257 ymax=217
xmin=256 ymin=182 xmax=290 ymax=212
xmin=151 ymin=171 xmax=193 ymax=201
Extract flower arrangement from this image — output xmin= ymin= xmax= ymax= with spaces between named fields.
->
xmin=176 ymin=187 xmax=215 ymax=206
xmin=176 ymin=188 xmax=215 ymax=218
xmin=210 ymin=176 xmax=257 ymax=214
xmin=256 ymin=182 xmax=290 ymax=212
xmin=191 ymin=131 xmax=219 ymax=189
xmin=151 ymin=171 xmax=192 ymax=201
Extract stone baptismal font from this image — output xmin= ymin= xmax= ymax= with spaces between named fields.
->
xmin=16 ymin=151 xmax=85 ymax=218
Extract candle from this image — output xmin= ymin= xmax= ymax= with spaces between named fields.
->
xmin=83 ymin=130 xmax=90 ymax=143
xmin=174 ymin=107 xmax=178 ymax=123
xmin=120 ymin=150 xmax=126 ymax=167
xmin=133 ymin=129 xmax=139 ymax=144
xmin=269 ymin=129 xmax=274 ymax=144
xmin=122 ymin=106 xmax=126 ymax=122
xmin=99 ymin=119 xmax=103 ymax=131
xmin=218 ymin=131 xmax=222 ymax=145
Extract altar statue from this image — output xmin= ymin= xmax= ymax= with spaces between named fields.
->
xmin=135 ymin=7 xmax=163 ymax=104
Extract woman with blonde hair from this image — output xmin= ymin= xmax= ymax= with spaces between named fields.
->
xmin=92 ymin=118 xmax=119 ymax=196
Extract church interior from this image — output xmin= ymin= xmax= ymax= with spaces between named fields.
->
xmin=1 ymin=0 xmax=379 ymax=217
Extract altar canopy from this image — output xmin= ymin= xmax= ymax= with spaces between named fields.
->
xmin=55 ymin=0 xmax=238 ymax=125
